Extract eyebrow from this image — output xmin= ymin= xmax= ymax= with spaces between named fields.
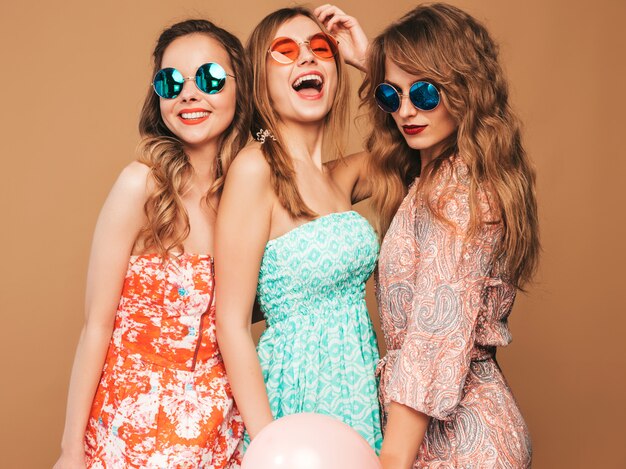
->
xmin=275 ymin=32 xmax=322 ymax=41
xmin=383 ymin=80 xmax=403 ymax=91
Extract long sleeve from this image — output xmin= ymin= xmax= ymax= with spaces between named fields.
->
xmin=385 ymin=167 xmax=502 ymax=421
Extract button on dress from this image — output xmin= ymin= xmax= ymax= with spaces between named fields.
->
xmin=85 ymin=253 xmax=243 ymax=468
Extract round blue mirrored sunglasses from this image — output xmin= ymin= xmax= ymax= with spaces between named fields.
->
xmin=152 ymin=62 xmax=235 ymax=99
xmin=374 ymin=81 xmax=440 ymax=113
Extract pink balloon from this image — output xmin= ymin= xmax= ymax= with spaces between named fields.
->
xmin=242 ymin=413 xmax=382 ymax=469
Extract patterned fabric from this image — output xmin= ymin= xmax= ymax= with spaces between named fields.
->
xmin=85 ymin=253 xmax=243 ymax=468
xmin=376 ymin=158 xmax=531 ymax=468
xmin=255 ymin=211 xmax=383 ymax=452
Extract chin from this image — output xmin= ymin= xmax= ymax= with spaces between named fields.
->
xmin=294 ymin=107 xmax=332 ymax=123
xmin=402 ymin=135 xmax=427 ymax=151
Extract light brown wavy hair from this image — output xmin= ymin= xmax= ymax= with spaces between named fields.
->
xmin=247 ymin=7 xmax=350 ymax=218
xmin=137 ymin=19 xmax=252 ymax=258
xmin=361 ymin=3 xmax=539 ymax=288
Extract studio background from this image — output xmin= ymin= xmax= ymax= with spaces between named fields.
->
xmin=1 ymin=0 xmax=624 ymax=467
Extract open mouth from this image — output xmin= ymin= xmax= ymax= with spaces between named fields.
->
xmin=180 ymin=111 xmax=210 ymax=120
xmin=178 ymin=109 xmax=210 ymax=125
xmin=292 ymin=73 xmax=324 ymax=96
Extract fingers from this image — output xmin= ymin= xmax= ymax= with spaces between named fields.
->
xmin=325 ymin=14 xmax=359 ymax=34
xmin=315 ymin=4 xmax=348 ymax=25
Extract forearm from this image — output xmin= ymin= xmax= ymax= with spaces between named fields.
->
xmin=217 ymin=325 xmax=273 ymax=439
xmin=59 ymin=323 xmax=113 ymax=455
xmin=379 ymin=401 xmax=430 ymax=469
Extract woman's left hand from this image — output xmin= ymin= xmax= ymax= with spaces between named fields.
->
xmin=315 ymin=4 xmax=369 ymax=71
xmin=379 ymin=453 xmax=412 ymax=469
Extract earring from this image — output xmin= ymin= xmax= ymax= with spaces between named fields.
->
xmin=255 ymin=128 xmax=276 ymax=144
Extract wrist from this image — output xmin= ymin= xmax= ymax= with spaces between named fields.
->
xmin=60 ymin=439 xmax=86 ymax=457
xmin=379 ymin=450 xmax=413 ymax=469
xmin=355 ymin=57 xmax=368 ymax=72
xmin=345 ymin=53 xmax=367 ymax=72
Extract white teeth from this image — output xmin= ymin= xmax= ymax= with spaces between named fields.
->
xmin=180 ymin=111 xmax=209 ymax=119
xmin=292 ymin=74 xmax=323 ymax=88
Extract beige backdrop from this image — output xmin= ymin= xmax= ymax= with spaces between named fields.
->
xmin=1 ymin=0 xmax=624 ymax=467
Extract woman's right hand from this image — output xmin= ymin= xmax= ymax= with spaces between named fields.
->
xmin=315 ymin=4 xmax=369 ymax=71
xmin=54 ymin=162 xmax=150 ymax=469
xmin=52 ymin=450 xmax=86 ymax=469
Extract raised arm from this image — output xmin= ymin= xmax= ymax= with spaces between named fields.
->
xmin=54 ymin=162 xmax=149 ymax=469
xmin=315 ymin=4 xmax=369 ymax=71
xmin=215 ymin=148 xmax=275 ymax=439
xmin=380 ymin=166 xmax=502 ymax=468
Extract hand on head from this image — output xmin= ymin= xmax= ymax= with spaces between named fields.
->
xmin=314 ymin=4 xmax=369 ymax=71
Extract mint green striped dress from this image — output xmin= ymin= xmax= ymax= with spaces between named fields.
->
xmin=255 ymin=211 xmax=382 ymax=452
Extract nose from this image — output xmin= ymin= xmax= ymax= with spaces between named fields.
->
xmin=177 ymin=77 xmax=200 ymax=102
xmin=297 ymin=42 xmax=316 ymax=65
xmin=397 ymin=94 xmax=417 ymax=119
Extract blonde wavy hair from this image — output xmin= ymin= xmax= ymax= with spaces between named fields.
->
xmin=361 ymin=3 xmax=539 ymax=288
xmin=247 ymin=7 xmax=350 ymax=218
xmin=137 ymin=19 xmax=252 ymax=258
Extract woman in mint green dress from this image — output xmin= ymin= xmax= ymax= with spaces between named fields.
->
xmin=214 ymin=6 xmax=382 ymax=453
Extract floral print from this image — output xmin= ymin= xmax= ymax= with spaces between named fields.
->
xmin=85 ymin=253 xmax=243 ymax=468
xmin=376 ymin=157 xmax=531 ymax=468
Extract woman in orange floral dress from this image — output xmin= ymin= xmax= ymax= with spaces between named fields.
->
xmin=318 ymin=3 xmax=539 ymax=468
xmin=54 ymin=19 xmax=251 ymax=468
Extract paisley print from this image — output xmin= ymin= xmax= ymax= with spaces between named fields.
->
xmin=85 ymin=254 xmax=243 ymax=468
xmin=376 ymin=157 xmax=531 ymax=468
xmin=255 ymin=211 xmax=383 ymax=452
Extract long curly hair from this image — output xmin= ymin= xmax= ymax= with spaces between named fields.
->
xmin=361 ymin=3 xmax=539 ymax=288
xmin=246 ymin=7 xmax=350 ymax=219
xmin=137 ymin=19 xmax=252 ymax=257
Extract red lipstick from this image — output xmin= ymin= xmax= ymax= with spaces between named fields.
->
xmin=403 ymin=125 xmax=426 ymax=135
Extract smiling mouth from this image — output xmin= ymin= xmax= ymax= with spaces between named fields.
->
xmin=180 ymin=111 xmax=210 ymax=120
xmin=292 ymin=74 xmax=324 ymax=96
xmin=178 ymin=110 xmax=210 ymax=125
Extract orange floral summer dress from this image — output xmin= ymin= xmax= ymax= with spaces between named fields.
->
xmin=84 ymin=253 xmax=243 ymax=468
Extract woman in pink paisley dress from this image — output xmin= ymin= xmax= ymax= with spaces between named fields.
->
xmin=54 ymin=19 xmax=251 ymax=468
xmin=317 ymin=3 xmax=539 ymax=468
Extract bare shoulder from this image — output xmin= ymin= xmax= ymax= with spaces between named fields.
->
xmin=343 ymin=150 xmax=370 ymax=167
xmin=326 ymin=151 xmax=371 ymax=203
xmin=218 ymin=144 xmax=274 ymax=223
xmin=326 ymin=150 xmax=369 ymax=176
xmin=103 ymin=161 xmax=152 ymax=212
xmin=114 ymin=161 xmax=151 ymax=194
xmin=227 ymin=144 xmax=272 ymax=185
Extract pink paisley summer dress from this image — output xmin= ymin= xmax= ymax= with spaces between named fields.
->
xmin=376 ymin=157 xmax=532 ymax=468
xmin=84 ymin=253 xmax=243 ymax=468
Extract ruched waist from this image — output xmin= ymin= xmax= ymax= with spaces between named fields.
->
xmin=263 ymin=298 xmax=367 ymax=327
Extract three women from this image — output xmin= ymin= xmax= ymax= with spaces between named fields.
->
xmin=56 ymin=3 xmax=537 ymax=467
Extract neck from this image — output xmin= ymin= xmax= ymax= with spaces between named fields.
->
xmin=420 ymin=150 xmax=435 ymax=174
xmin=419 ymin=139 xmax=450 ymax=173
xmin=278 ymin=120 xmax=325 ymax=169
xmin=184 ymin=140 xmax=218 ymax=188
xmin=420 ymin=133 xmax=453 ymax=174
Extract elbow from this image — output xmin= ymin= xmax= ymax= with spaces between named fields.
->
xmin=82 ymin=313 xmax=116 ymax=339
xmin=215 ymin=311 xmax=240 ymax=350
xmin=215 ymin=319 xmax=227 ymax=348
xmin=215 ymin=309 xmax=230 ymax=344
xmin=215 ymin=309 xmax=253 ymax=356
